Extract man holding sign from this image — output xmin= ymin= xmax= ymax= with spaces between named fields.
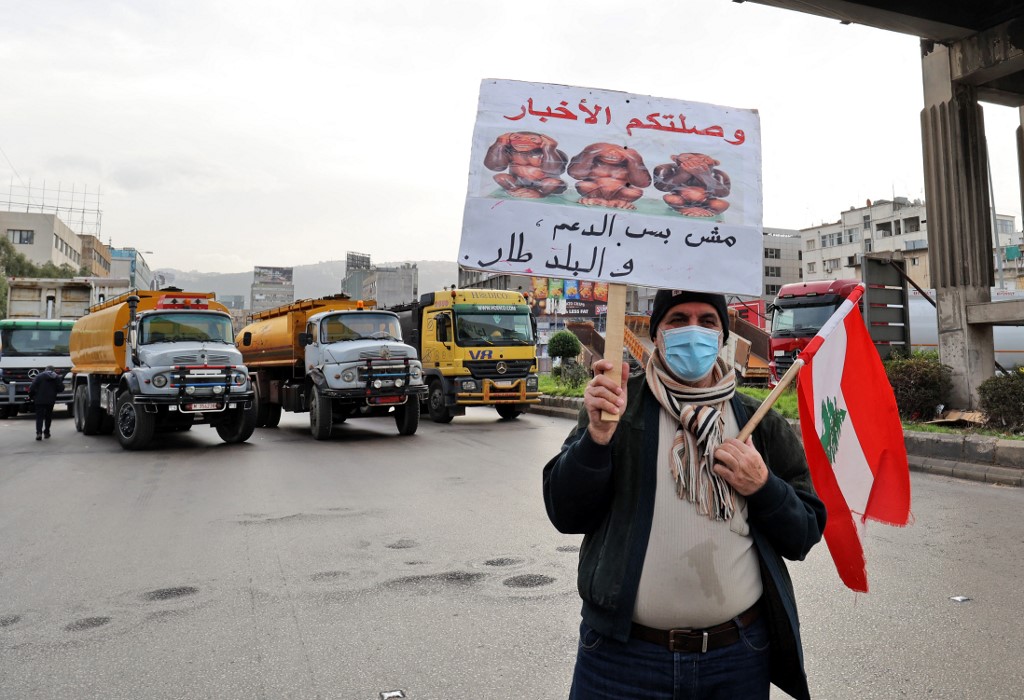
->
xmin=543 ymin=289 xmax=826 ymax=700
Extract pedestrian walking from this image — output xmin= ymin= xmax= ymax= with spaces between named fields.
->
xmin=543 ymin=288 xmax=827 ymax=699
xmin=28 ymin=365 xmax=63 ymax=441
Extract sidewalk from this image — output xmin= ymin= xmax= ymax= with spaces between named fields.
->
xmin=530 ymin=397 xmax=1024 ymax=487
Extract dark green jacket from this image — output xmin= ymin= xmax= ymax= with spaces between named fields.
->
xmin=543 ymin=374 xmax=826 ymax=700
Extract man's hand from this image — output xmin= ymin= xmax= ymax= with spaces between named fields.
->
xmin=712 ymin=437 xmax=769 ymax=496
xmin=583 ymin=359 xmax=629 ymax=446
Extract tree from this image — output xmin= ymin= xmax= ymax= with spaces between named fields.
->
xmin=548 ymin=330 xmax=582 ymax=365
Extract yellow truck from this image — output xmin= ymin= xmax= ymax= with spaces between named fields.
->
xmin=69 ymin=289 xmax=256 ymax=450
xmin=236 ymin=295 xmax=426 ymax=439
xmin=390 ymin=289 xmax=540 ymax=423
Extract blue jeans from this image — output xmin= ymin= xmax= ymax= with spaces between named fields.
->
xmin=569 ymin=616 xmax=771 ymax=699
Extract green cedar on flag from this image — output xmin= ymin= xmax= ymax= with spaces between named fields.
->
xmin=796 ymin=283 xmax=911 ymax=592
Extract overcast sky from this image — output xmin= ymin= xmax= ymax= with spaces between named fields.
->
xmin=2 ymin=0 xmax=1021 ymax=274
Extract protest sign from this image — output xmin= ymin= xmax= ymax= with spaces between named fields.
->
xmin=460 ymin=79 xmax=763 ymax=296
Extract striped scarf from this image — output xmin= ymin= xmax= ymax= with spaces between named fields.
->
xmin=645 ymin=352 xmax=737 ymax=521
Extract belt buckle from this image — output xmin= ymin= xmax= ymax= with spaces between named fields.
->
xmin=668 ymin=628 xmax=709 ymax=653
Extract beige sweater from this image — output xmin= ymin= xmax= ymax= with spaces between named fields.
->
xmin=632 ymin=403 xmax=763 ymax=629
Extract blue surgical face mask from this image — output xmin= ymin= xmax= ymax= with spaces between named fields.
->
xmin=659 ymin=325 xmax=721 ymax=381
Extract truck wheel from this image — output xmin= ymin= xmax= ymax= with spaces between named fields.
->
xmin=115 ymin=391 xmax=155 ymax=450
xmin=75 ymin=384 xmax=102 ymax=435
xmin=394 ymin=400 xmax=419 ymax=436
xmin=309 ymin=384 xmax=333 ymax=440
xmin=264 ymin=404 xmax=282 ymax=428
xmin=216 ymin=405 xmax=257 ymax=444
xmin=496 ymin=404 xmax=523 ymax=420
xmin=427 ymin=381 xmax=453 ymax=424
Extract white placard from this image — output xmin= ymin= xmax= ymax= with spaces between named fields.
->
xmin=460 ymin=79 xmax=763 ymax=296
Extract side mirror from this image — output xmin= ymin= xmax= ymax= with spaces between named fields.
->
xmin=242 ymin=331 xmax=252 ymax=347
xmin=114 ymin=331 xmax=125 ymax=347
xmin=298 ymin=332 xmax=312 ymax=347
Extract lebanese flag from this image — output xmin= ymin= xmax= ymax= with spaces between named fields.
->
xmin=796 ymin=283 xmax=911 ymax=592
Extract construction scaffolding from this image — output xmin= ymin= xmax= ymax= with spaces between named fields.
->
xmin=1 ymin=180 xmax=103 ymax=237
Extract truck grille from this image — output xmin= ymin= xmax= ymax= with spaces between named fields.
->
xmin=465 ymin=359 xmax=533 ymax=380
xmin=172 ymin=352 xmax=233 ymax=364
xmin=169 ymin=367 xmax=232 ymax=397
xmin=775 ymin=353 xmax=796 ymax=375
xmin=0 ymin=367 xmax=70 ymax=383
xmin=356 ymin=360 xmax=413 ymax=390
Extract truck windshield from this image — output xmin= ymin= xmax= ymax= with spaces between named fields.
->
xmin=455 ymin=312 xmax=534 ymax=346
xmin=0 ymin=328 xmax=72 ymax=357
xmin=322 ymin=313 xmax=402 ymax=342
xmin=139 ymin=313 xmax=235 ymax=344
xmin=771 ymin=303 xmax=838 ymax=337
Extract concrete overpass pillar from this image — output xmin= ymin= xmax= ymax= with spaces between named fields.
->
xmin=920 ymin=41 xmax=995 ymax=409
xmin=1018 ymin=106 xmax=1024 ymax=226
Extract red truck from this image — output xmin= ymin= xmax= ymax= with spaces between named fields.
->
xmin=768 ymin=279 xmax=862 ymax=385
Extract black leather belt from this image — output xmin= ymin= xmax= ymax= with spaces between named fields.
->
xmin=630 ymin=602 xmax=761 ymax=653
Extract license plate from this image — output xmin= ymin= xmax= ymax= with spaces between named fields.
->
xmin=188 ymin=402 xmax=219 ymax=410
xmin=493 ymin=381 xmax=513 ymax=388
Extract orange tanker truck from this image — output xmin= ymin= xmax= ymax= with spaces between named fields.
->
xmin=236 ymin=294 xmax=426 ymax=439
xmin=69 ymin=289 xmax=256 ymax=450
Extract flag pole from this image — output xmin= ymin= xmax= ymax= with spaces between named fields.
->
xmin=736 ymin=358 xmax=804 ymax=442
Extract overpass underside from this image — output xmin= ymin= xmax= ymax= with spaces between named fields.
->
xmin=746 ymin=0 xmax=1024 ymax=408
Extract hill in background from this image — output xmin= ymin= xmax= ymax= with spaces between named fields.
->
xmin=157 ymin=260 xmax=460 ymax=303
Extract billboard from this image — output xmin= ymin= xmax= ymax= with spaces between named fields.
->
xmin=459 ymin=79 xmax=763 ymax=296
xmin=528 ymin=277 xmax=608 ymax=316
xmin=253 ymin=266 xmax=294 ymax=285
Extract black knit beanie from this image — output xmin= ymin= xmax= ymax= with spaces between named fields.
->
xmin=649 ymin=289 xmax=730 ymax=342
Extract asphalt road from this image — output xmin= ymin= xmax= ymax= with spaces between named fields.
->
xmin=1 ymin=407 xmax=1022 ymax=700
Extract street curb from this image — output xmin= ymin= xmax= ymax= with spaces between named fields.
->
xmin=532 ymin=396 xmax=1024 ymax=487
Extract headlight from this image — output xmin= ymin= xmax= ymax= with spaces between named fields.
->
xmin=395 ymin=378 xmax=404 ymax=388
xmin=231 ymin=371 xmax=248 ymax=386
xmin=342 ymin=370 xmax=356 ymax=383
xmin=460 ymin=379 xmax=478 ymax=392
xmin=410 ymin=366 xmax=422 ymax=380
xmin=526 ymin=376 xmax=539 ymax=390
xmin=213 ymin=385 xmax=224 ymax=395
xmin=152 ymin=374 xmax=169 ymax=388
xmin=185 ymin=386 xmax=196 ymax=395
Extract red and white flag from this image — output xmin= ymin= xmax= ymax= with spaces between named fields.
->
xmin=795 ymin=283 xmax=911 ymax=592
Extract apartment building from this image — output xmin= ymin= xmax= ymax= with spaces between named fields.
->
xmin=801 ymin=197 xmax=1018 ymax=288
xmin=1 ymin=211 xmax=83 ymax=271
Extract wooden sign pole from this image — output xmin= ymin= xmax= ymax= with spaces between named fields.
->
xmin=601 ymin=283 xmax=628 ymax=422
